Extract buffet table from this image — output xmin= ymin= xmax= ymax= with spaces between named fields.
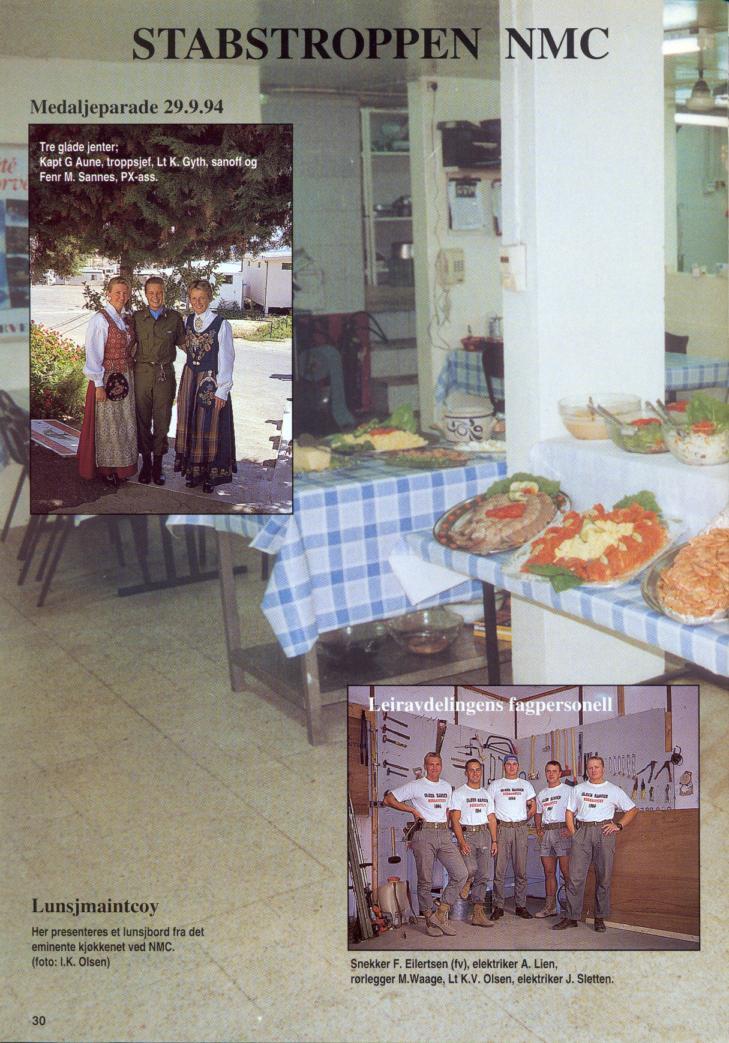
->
xmin=396 ymin=530 xmax=728 ymax=678
xmin=168 ymin=452 xmax=507 ymax=742
xmin=435 ymin=349 xmax=729 ymax=405
xmin=389 ymin=438 xmax=729 ymax=680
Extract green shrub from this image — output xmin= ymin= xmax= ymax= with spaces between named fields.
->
xmin=30 ymin=322 xmax=87 ymax=421
xmin=245 ymin=314 xmax=292 ymax=341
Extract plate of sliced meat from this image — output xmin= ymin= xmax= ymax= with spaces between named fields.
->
xmin=434 ymin=484 xmax=569 ymax=555
xmin=642 ymin=529 xmax=729 ymax=625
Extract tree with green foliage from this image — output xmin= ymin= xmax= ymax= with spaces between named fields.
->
xmin=30 ymin=124 xmax=292 ymax=287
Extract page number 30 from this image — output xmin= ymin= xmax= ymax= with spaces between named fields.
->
xmin=31 ymin=1016 xmax=46 ymax=1026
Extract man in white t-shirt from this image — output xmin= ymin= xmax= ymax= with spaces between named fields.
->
xmin=486 ymin=755 xmax=536 ymax=921
xmin=553 ymin=755 xmax=638 ymax=933
xmin=384 ymin=752 xmax=468 ymax=937
xmin=534 ymin=760 xmax=572 ymax=918
xmin=449 ymin=759 xmax=498 ymax=928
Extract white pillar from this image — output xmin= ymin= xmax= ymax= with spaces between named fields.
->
xmin=499 ymin=0 xmax=666 ymax=679
xmin=664 ymin=92 xmax=678 ymax=272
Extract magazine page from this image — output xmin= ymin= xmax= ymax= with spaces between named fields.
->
xmin=1 ymin=2 xmax=727 ymax=1041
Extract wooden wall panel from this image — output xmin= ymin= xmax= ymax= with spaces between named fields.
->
xmin=348 ymin=705 xmax=371 ymax=815
xmin=582 ymin=809 xmax=699 ymax=936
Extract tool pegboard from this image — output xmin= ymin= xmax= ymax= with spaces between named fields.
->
xmin=515 ymin=706 xmax=697 ymax=812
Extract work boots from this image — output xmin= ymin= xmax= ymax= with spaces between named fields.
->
xmin=152 ymin=455 xmax=165 ymax=486
xmin=535 ymin=898 xmax=557 ymax=918
xmin=138 ymin=454 xmax=152 ymax=484
xmin=459 ymin=876 xmax=473 ymax=901
xmin=424 ymin=913 xmax=443 ymax=937
xmin=471 ymin=902 xmax=494 ymax=928
xmin=430 ymin=902 xmax=457 ymax=936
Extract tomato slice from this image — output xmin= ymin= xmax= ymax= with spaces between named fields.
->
xmin=667 ymin=400 xmax=688 ymax=412
xmin=691 ymin=421 xmax=716 ymax=435
xmin=368 ymin=427 xmax=398 ymax=435
xmin=630 ymin=418 xmax=661 ymax=427
xmin=485 ymin=503 xmax=527 ymax=519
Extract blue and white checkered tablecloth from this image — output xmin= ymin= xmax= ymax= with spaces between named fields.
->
xmin=665 ymin=352 xmax=729 ymax=392
xmin=435 ymin=349 xmax=729 ymax=404
xmin=398 ymin=530 xmax=729 ymax=678
xmin=434 ymin=351 xmax=502 ymax=405
xmin=168 ymin=453 xmax=506 ymax=657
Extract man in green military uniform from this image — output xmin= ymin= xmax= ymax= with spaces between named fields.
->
xmin=133 ymin=277 xmax=186 ymax=484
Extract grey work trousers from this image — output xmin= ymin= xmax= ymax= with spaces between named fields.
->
xmin=493 ymin=822 xmax=529 ymax=909
xmin=565 ymin=823 xmax=617 ymax=920
xmin=410 ymin=828 xmax=468 ymax=915
xmin=462 ymin=829 xmax=492 ymax=903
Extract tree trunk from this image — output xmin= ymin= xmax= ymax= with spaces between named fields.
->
xmin=119 ymin=255 xmax=133 ymax=283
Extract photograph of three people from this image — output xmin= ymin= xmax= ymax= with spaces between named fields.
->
xmin=27 ymin=123 xmax=293 ymax=515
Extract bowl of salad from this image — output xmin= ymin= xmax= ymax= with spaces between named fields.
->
xmin=660 ymin=394 xmax=729 ymax=467
xmin=605 ymin=411 xmax=667 ymax=454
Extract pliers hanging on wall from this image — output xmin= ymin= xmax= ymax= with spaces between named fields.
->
xmin=654 ymin=760 xmax=672 ymax=782
xmin=636 ymin=760 xmax=657 ymax=782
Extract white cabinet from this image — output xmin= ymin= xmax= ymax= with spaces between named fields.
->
xmin=360 ymin=107 xmax=413 ymax=288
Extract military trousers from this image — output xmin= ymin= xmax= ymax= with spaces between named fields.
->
xmin=410 ymin=827 xmax=468 ymax=916
xmin=134 ymin=362 xmax=176 ymax=457
xmin=493 ymin=822 xmax=529 ymax=909
xmin=461 ymin=827 xmax=493 ymax=904
xmin=564 ymin=823 xmax=617 ymax=920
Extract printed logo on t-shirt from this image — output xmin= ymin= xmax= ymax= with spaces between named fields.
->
xmin=465 ymin=797 xmax=489 ymax=814
xmin=540 ymin=795 xmax=562 ymax=810
xmin=501 ymin=786 xmax=526 ymax=800
xmin=424 ymin=789 xmax=449 ymax=809
xmin=583 ymin=790 xmax=609 ymax=807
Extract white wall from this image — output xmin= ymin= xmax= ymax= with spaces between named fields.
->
xmin=676 ymin=125 xmax=728 ymax=272
xmin=665 ymin=271 xmax=729 ymax=360
xmin=264 ymin=261 xmax=292 ymax=310
xmin=501 ymin=0 xmax=667 ymax=682
xmin=262 ymin=93 xmax=364 ymax=315
xmin=408 ymin=76 xmax=501 ymax=429
xmin=243 ymin=261 xmax=267 ymax=307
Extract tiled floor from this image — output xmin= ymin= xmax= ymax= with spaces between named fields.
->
xmin=1 ymin=518 xmax=727 ymax=1042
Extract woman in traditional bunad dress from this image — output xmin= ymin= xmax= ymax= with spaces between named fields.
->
xmin=77 ymin=276 xmax=138 ymax=487
xmin=174 ymin=279 xmax=236 ymax=494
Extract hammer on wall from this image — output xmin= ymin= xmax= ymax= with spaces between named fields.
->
xmin=383 ymin=724 xmax=409 ymax=742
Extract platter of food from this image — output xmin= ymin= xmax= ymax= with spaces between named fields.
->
xmin=433 ymin=474 xmax=569 ymax=555
xmin=382 ymin=446 xmax=472 ymax=469
xmin=326 ymin=404 xmax=429 ymax=455
xmin=508 ymin=491 xmax=681 ymax=591
xmin=641 ymin=528 xmax=729 ymax=625
xmin=293 ymin=442 xmax=363 ymax=473
xmin=330 ymin=427 xmax=429 ymax=453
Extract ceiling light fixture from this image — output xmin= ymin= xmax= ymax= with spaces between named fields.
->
xmin=686 ymin=66 xmax=715 ymax=111
xmin=675 ymin=111 xmax=728 ymax=128
xmin=663 ymin=27 xmax=713 ymax=57
xmin=663 ymin=33 xmax=700 ymax=56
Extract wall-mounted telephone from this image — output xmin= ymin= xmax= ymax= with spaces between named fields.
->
xmin=435 ymin=248 xmax=465 ymax=287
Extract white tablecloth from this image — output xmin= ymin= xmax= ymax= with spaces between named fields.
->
xmin=529 ymin=437 xmax=728 ymax=537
